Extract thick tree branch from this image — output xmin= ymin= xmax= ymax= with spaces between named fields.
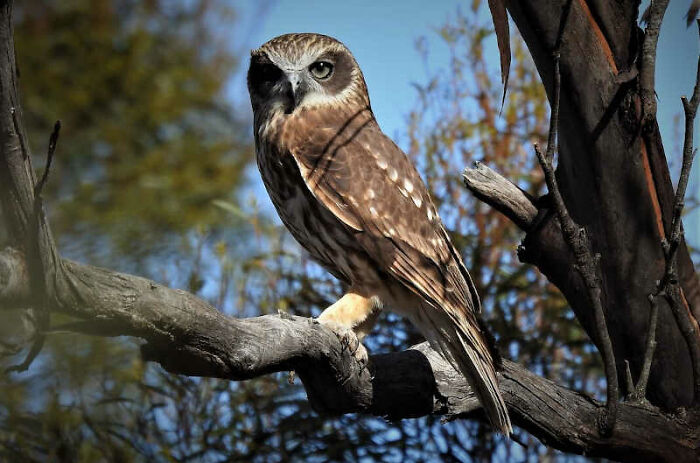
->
xmin=0 ymin=248 xmax=697 ymax=462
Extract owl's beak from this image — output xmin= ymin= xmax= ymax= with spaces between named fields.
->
xmin=285 ymin=71 xmax=307 ymax=110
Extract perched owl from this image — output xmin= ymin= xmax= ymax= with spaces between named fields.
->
xmin=247 ymin=33 xmax=511 ymax=434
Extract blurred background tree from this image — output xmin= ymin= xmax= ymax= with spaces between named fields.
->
xmin=0 ymin=1 xmax=605 ymax=462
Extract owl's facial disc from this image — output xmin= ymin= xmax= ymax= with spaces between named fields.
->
xmin=248 ymin=42 xmax=357 ymax=115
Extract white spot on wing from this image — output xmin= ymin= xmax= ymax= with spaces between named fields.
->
xmin=369 ymin=206 xmax=378 ymax=217
xmin=403 ymin=179 xmax=413 ymax=193
xmin=366 ymin=189 xmax=375 ymax=200
xmin=427 ymin=208 xmax=433 ymax=221
xmin=377 ymin=158 xmax=388 ymax=170
xmin=389 ymin=168 xmax=398 ymax=182
xmin=412 ymin=195 xmax=422 ymax=208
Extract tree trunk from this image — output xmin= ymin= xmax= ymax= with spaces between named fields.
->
xmin=507 ymin=0 xmax=699 ymax=409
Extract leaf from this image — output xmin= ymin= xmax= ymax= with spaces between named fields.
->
xmin=212 ymin=198 xmax=248 ymax=220
xmin=487 ymin=0 xmax=511 ymax=106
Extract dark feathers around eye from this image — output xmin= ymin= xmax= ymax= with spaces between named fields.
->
xmin=315 ymin=50 xmax=353 ymax=95
xmin=248 ymin=52 xmax=283 ymax=97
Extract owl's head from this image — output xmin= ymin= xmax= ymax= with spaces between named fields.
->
xmin=248 ymin=33 xmax=369 ymax=116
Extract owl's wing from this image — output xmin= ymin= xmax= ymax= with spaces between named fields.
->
xmin=286 ymin=110 xmax=473 ymax=313
xmin=283 ymin=108 xmax=511 ymax=434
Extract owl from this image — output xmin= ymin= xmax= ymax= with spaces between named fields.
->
xmin=247 ymin=33 xmax=511 ymax=434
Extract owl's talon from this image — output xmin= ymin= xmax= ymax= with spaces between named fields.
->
xmin=318 ymin=319 xmax=368 ymax=366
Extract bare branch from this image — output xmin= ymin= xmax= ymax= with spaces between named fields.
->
xmin=0 ymin=248 xmax=697 ymax=461
xmin=628 ymin=293 xmax=660 ymax=402
xmin=34 ymin=120 xmax=61 ymax=199
xmin=647 ymin=23 xmax=700 ymax=402
xmin=534 ymin=140 xmax=618 ymax=435
xmin=462 ymin=161 xmax=538 ymax=230
xmin=531 ymin=26 xmax=619 ymax=433
xmin=639 ymin=0 xmax=670 ymax=130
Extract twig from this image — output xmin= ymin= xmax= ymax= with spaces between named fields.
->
xmin=544 ymin=0 xmax=572 ymax=163
xmin=4 ymin=329 xmax=45 ymax=374
xmin=5 ymin=121 xmax=60 ymax=374
xmin=534 ymin=141 xmax=618 ymax=435
xmin=627 ymin=293 xmax=659 ymax=402
xmin=625 ymin=14 xmax=700 ymax=409
xmin=4 ymin=308 xmax=46 ymax=374
xmin=644 ymin=22 xmax=700 ymax=403
xmin=533 ymin=9 xmax=619 ymax=434
xmin=10 ymin=107 xmax=29 ymax=161
xmin=639 ymin=0 xmax=670 ymax=131
xmin=34 ymin=120 xmax=61 ymax=198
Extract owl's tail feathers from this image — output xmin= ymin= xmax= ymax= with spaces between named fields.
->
xmin=419 ymin=307 xmax=512 ymax=435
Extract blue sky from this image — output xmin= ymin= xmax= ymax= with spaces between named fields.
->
xmin=233 ymin=0 xmax=699 ymax=250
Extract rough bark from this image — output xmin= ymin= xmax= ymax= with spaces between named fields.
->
xmin=505 ymin=0 xmax=700 ymax=410
xmin=0 ymin=249 xmax=698 ymax=462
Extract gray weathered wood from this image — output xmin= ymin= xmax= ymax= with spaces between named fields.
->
xmin=0 ymin=248 xmax=697 ymax=462
xmin=463 ymin=161 xmax=538 ymax=230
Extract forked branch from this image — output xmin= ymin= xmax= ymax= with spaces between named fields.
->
xmin=646 ymin=22 xmax=700 ymax=402
xmin=530 ymin=10 xmax=619 ymax=433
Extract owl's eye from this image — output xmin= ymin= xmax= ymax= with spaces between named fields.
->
xmin=309 ymin=61 xmax=333 ymax=80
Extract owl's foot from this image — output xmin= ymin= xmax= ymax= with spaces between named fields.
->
xmin=318 ymin=319 xmax=369 ymax=367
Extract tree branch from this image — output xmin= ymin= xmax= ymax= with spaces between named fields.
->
xmin=530 ymin=9 xmax=619 ymax=433
xmin=0 ymin=248 xmax=697 ymax=462
xmin=642 ymin=21 xmax=700 ymax=403
xmin=462 ymin=161 xmax=538 ymax=230
xmin=640 ymin=0 xmax=670 ymax=130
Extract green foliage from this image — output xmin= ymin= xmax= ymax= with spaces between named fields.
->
xmin=15 ymin=0 xmax=251 ymax=260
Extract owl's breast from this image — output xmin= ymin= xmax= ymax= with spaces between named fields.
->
xmin=255 ymin=138 xmax=371 ymax=285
